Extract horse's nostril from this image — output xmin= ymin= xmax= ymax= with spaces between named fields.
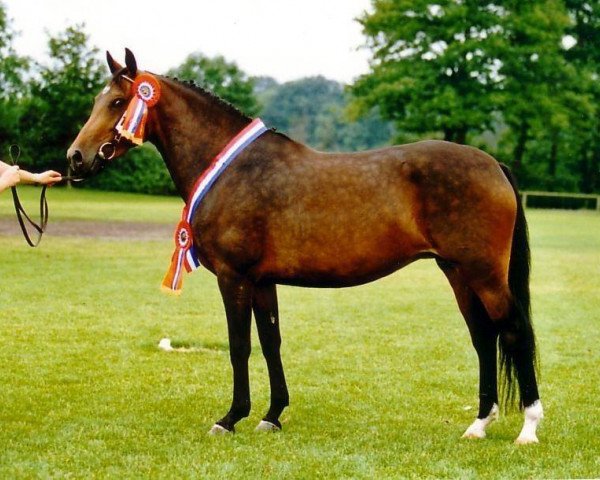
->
xmin=71 ymin=150 xmax=83 ymax=167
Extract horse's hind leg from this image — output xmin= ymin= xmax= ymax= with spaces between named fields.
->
xmin=437 ymin=260 xmax=499 ymax=439
xmin=473 ymin=281 xmax=543 ymax=444
xmin=252 ymin=283 xmax=289 ymax=432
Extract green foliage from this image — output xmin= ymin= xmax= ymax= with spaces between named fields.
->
xmin=0 ymin=1 xmax=28 ymax=155
xmin=83 ymin=144 xmax=176 ymax=196
xmin=352 ymin=0 xmax=506 ymax=143
xmin=493 ymin=0 xmax=590 ymax=184
xmin=168 ymin=52 xmax=260 ymax=116
xmin=562 ymin=0 xmax=600 ymax=193
xmin=259 ymin=76 xmax=394 ymax=151
xmin=17 ymin=25 xmax=105 ymax=173
xmin=352 ymin=0 xmax=600 ymax=192
xmin=0 ymin=1 xmax=28 ymax=100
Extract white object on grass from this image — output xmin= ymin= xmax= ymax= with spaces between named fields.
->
xmin=158 ymin=338 xmax=174 ymax=351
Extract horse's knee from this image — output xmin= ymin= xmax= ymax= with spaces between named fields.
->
xmin=229 ymin=339 xmax=251 ymax=361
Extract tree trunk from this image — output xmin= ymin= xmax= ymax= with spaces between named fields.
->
xmin=513 ymin=121 xmax=529 ymax=177
xmin=444 ymin=128 xmax=455 ymax=142
xmin=592 ymin=142 xmax=600 ymax=193
xmin=548 ymin=131 xmax=558 ymax=177
xmin=455 ymin=128 xmax=467 ymax=145
xmin=443 ymin=127 xmax=467 ymax=144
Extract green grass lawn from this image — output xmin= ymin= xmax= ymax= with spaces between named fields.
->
xmin=0 ymin=187 xmax=599 ymax=478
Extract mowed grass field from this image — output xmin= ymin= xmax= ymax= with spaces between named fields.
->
xmin=0 ymin=187 xmax=599 ymax=479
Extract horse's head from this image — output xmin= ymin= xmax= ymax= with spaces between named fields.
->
xmin=67 ymin=48 xmax=148 ymax=176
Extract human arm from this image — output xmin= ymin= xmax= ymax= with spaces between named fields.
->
xmin=18 ymin=168 xmax=62 ymax=186
xmin=0 ymin=160 xmax=61 ymax=191
xmin=0 ymin=164 xmax=21 ymax=192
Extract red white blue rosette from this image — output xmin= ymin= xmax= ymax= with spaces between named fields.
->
xmin=176 ymin=220 xmax=192 ymax=250
xmin=133 ymin=73 xmax=161 ymax=107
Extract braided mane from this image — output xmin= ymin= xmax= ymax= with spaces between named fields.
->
xmin=165 ymin=76 xmax=251 ymax=121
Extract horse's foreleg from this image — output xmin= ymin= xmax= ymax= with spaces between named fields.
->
xmin=209 ymin=272 xmax=254 ymax=434
xmin=438 ymin=261 xmax=499 ymax=439
xmin=253 ymin=283 xmax=289 ymax=432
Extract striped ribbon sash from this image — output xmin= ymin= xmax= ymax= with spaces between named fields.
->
xmin=161 ymin=118 xmax=268 ymax=294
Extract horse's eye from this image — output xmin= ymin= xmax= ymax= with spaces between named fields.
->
xmin=111 ymin=98 xmax=125 ymax=108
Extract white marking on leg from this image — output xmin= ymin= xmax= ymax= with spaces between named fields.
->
xmin=255 ymin=420 xmax=281 ymax=432
xmin=208 ymin=424 xmax=232 ymax=435
xmin=515 ymin=399 xmax=543 ymax=444
xmin=462 ymin=403 xmax=499 ymax=439
xmin=270 ymin=313 xmax=276 ymax=324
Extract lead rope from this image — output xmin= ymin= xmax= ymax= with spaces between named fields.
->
xmin=8 ymin=144 xmax=48 ymax=247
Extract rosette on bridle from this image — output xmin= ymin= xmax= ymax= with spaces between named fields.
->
xmin=115 ymin=73 xmax=161 ymax=145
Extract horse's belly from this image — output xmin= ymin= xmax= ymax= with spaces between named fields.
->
xmin=256 ymin=223 xmax=432 ymax=287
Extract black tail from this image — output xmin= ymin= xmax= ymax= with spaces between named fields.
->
xmin=498 ymin=164 xmax=537 ymax=409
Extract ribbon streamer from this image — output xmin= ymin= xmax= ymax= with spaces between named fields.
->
xmin=161 ymin=118 xmax=268 ymax=294
xmin=115 ymin=73 xmax=161 ymax=145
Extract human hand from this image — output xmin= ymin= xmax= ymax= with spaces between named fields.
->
xmin=0 ymin=165 xmax=21 ymax=189
xmin=34 ymin=170 xmax=62 ymax=185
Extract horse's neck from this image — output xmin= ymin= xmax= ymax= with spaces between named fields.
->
xmin=148 ymin=78 xmax=251 ymax=200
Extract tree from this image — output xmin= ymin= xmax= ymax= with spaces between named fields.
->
xmin=351 ymin=0 xmax=506 ymax=144
xmin=0 ymin=1 xmax=28 ymax=100
xmin=0 ymin=1 xmax=28 ymax=154
xmin=168 ymin=53 xmax=259 ymax=116
xmin=563 ymin=0 xmax=600 ymax=192
xmin=259 ymin=76 xmax=394 ymax=151
xmin=352 ymin=0 xmax=598 ymax=192
xmin=18 ymin=25 xmax=105 ymax=172
xmin=494 ymin=0 xmax=590 ymax=183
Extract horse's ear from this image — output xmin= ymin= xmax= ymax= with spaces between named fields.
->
xmin=124 ymin=48 xmax=138 ymax=77
xmin=106 ymin=51 xmax=122 ymax=74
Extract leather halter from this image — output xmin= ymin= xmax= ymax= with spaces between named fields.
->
xmin=94 ymin=73 xmax=136 ymax=165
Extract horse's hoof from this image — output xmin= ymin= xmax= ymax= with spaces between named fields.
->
xmin=515 ymin=400 xmax=543 ymax=445
xmin=515 ymin=433 xmax=539 ymax=445
xmin=462 ymin=403 xmax=498 ymax=439
xmin=208 ymin=424 xmax=233 ymax=435
xmin=461 ymin=420 xmax=489 ymax=439
xmin=462 ymin=429 xmax=486 ymax=439
xmin=255 ymin=420 xmax=281 ymax=432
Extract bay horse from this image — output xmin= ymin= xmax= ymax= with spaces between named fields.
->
xmin=67 ymin=49 xmax=543 ymax=443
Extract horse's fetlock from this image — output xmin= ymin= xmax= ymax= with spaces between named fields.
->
xmin=273 ymin=394 xmax=290 ymax=408
xmin=233 ymin=404 xmax=251 ymax=419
